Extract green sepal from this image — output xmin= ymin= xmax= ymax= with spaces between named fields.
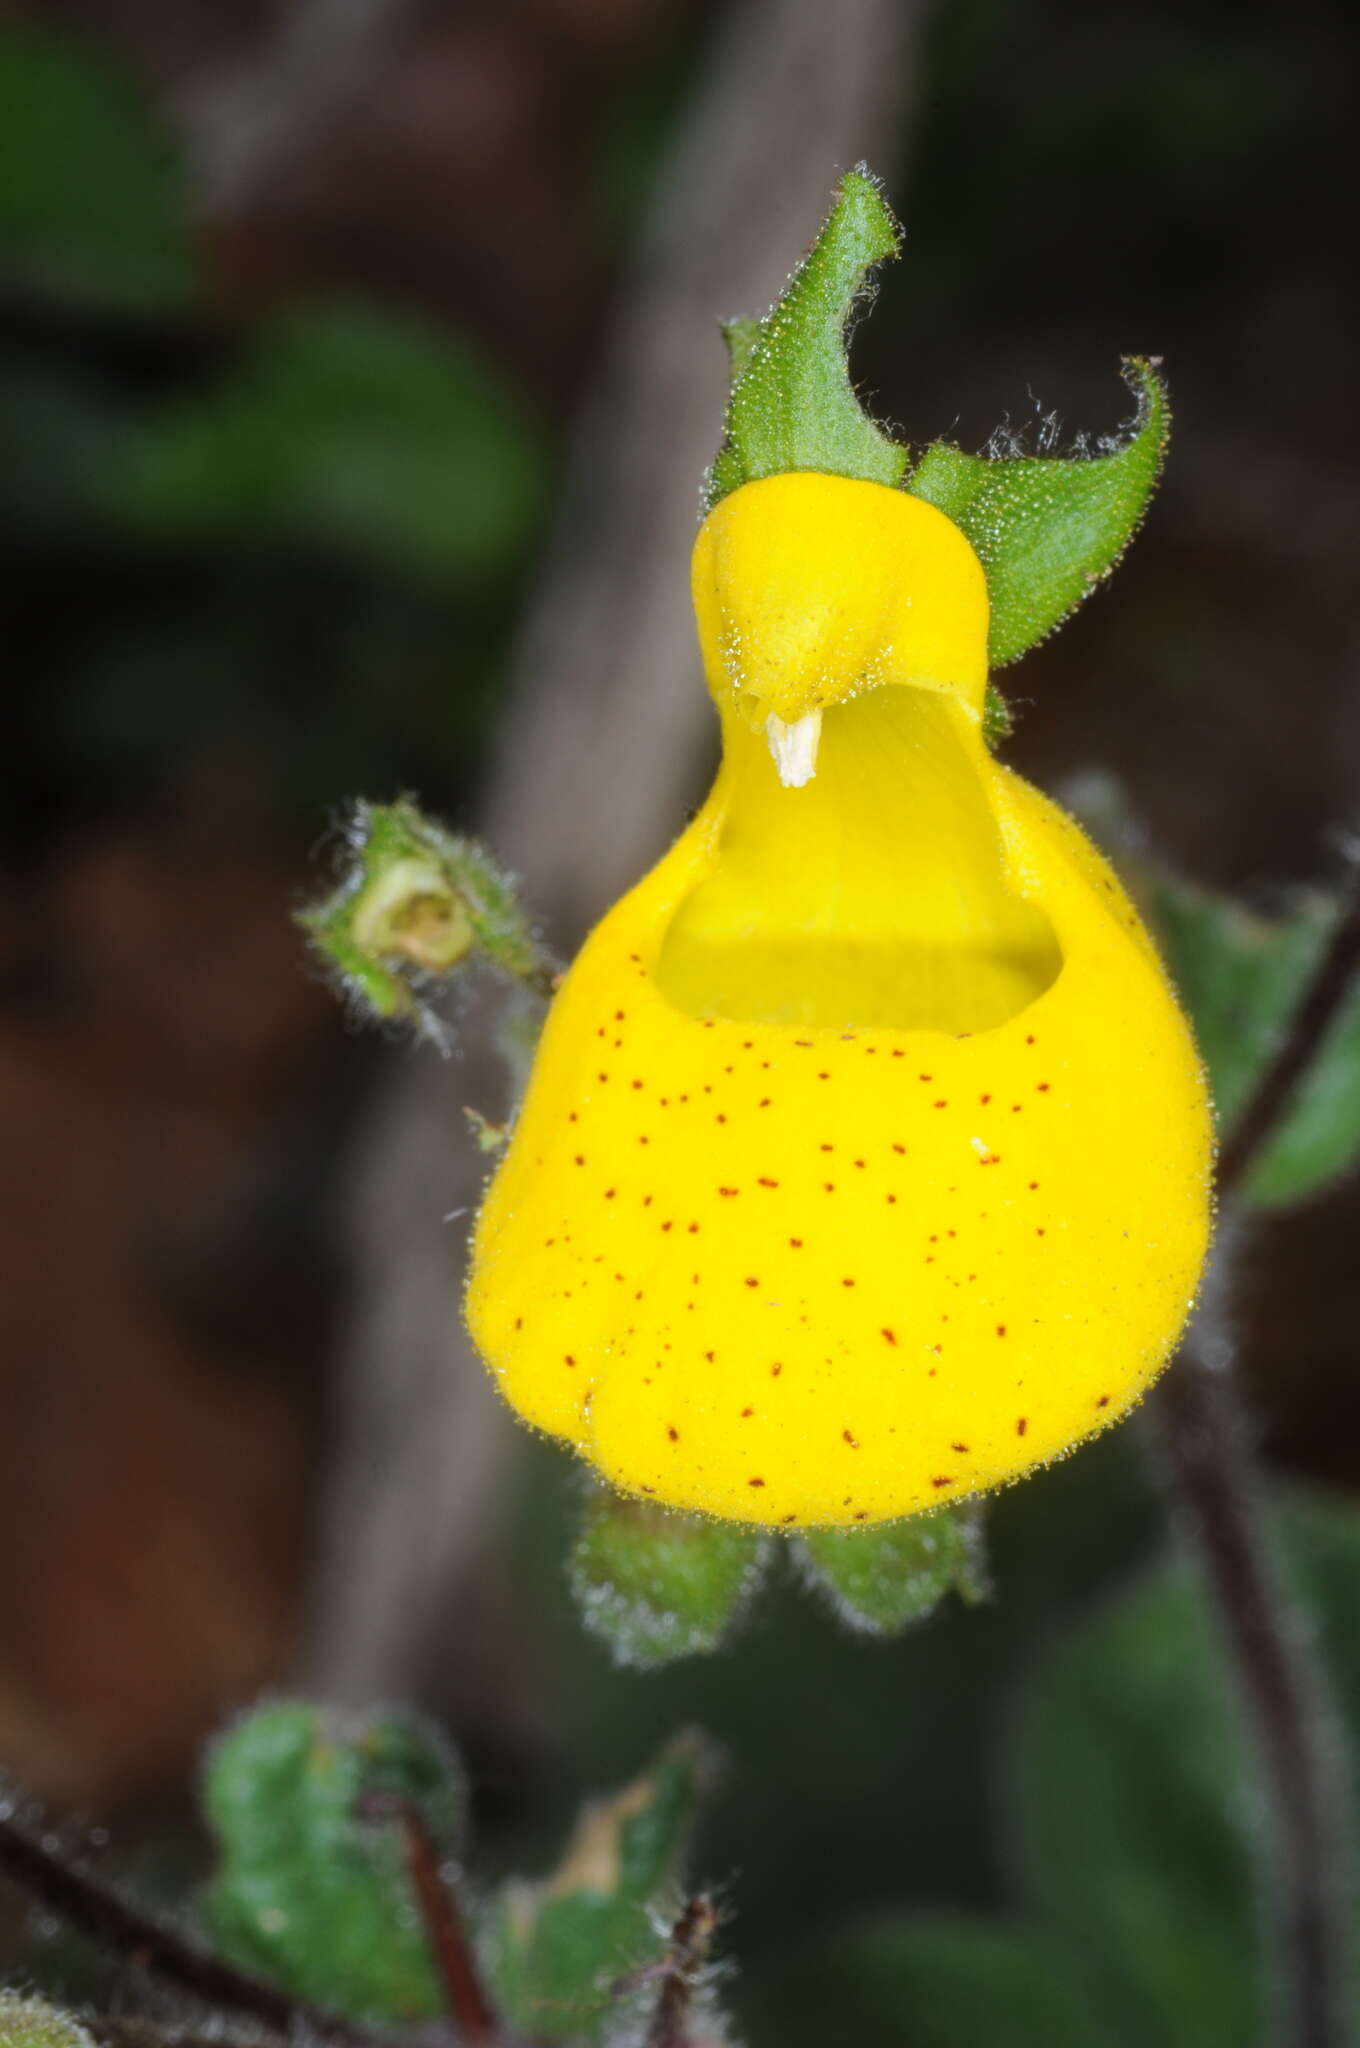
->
xmin=908 ymin=357 xmax=1169 ymax=667
xmin=705 ymin=167 xmax=908 ymax=509
xmin=199 ymin=1700 xmax=465 ymax=2023
xmin=1151 ymin=872 xmax=1360 ymax=1207
xmin=0 ymin=1997 xmax=95 ymax=2048
xmin=570 ymin=1489 xmax=771 ymax=1668
xmin=489 ymin=1735 xmax=710 ymax=2044
xmin=795 ymin=1505 xmax=988 ymax=1636
xmin=299 ymin=796 xmax=552 ymax=1044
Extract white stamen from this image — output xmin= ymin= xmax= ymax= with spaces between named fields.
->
xmin=766 ymin=708 xmax=822 ymax=787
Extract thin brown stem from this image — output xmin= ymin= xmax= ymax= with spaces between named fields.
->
xmin=1155 ymin=1356 xmax=1346 ymax=2048
xmin=0 ymin=1809 xmax=380 ymax=2045
xmin=642 ymin=1897 xmax=717 ymax=2048
xmin=1152 ymin=846 xmax=1360 ymax=2048
xmin=385 ymin=1801 xmax=499 ymax=2048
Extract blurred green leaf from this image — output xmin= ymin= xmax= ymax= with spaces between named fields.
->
xmin=110 ymin=307 xmax=544 ymax=585
xmin=1010 ymin=1491 xmax=1360 ymax=2048
xmin=741 ymin=1912 xmax=1110 ymax=2048
xmin=706 ymin=167 xmax=908 ymax=508
xmin=201 ymin=1700 xmax=465 ymax=2023
xmin=796 ymin=1507 xmax=988 ymax=1636
xmin=908 ymin=357 xmax=1168 ymax=667
xmin=1152 ymin=875 xmax=1360 ymax=1206
xmin=490 ymin=1734 xmax=709 ymax=2043
xmin=0 ymin=26 xmax=195 ymax=311
xmin=0 ymin=1996 xmax=94 ymax=2048
xmin=570 ymin=1491 xmax=770 ymax=1668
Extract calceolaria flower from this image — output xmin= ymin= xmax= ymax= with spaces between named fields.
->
xmin=466 ymin=172 xmax=1213 ymax=1530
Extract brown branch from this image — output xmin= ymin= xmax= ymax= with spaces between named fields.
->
xmin=1154 ymin=1356 xmax=1345 ymax=2048
xmin=642 ymin=1897 xmax=717 ymax=2048
xmin=0 ymin=1809 xmax=382 ymax=2047
xmin=1152 ymin=846 xmax=1360 ymax=2048
xmin=374 ymin=1799 xmax=498 ymax=2047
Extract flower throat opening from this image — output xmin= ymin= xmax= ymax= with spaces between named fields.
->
xmin=655 ymin=686 xmax=1062 ymax=1035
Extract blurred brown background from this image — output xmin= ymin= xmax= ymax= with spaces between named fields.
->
xmin=1 ymin=0 xmax=1358 ymax=1983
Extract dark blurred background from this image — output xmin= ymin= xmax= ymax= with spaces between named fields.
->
xmin=2 ymin=0 xmax=1358 ymax=2015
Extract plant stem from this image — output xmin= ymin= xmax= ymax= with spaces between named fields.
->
xmin=1155 ymin=1354 xmax=1345 ymax=2048
xmin=642 ymin=1896 xmax=716 ymax=2048
xmin=389 ymin=1801 xmax=499 ymax=2047
xmin=0 ymin=1810 xmax=380 ymax=2046
xmin=1153 ymin=854 xmax=1360 ymax=2048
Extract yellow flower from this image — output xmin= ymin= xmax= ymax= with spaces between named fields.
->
xmin=467 ymin=472 xmax=1213 ymax=1528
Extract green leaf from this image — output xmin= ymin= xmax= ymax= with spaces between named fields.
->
xmin=0 ymin=26 xmax=195 ymax=311
xmin=490 ymin=1735 xmax=709 ymax=2043
xmin=705 ymin=166 xmax=908 ymax=508
xmin=200 ymin=1700 xmax=465 ymax=2023
xmin=1151 ymin=874 xmax=1360 ymax=1206
xmin=796 ymin=1506 xmax=988 ymax=1636
xmin=0 ymin=1997 xmax=94 ymax=2048
xmin=739 ymin=1912 xmax=1110 ymax=2048
xmin=908 ymin=357 xmax=1168 ymax=667
xmin=570 ymin=1490 xmax=770 ymax=1667
xmin=109 ymin=306 xmax=543 ymax=585
xmin=1010 ymin=1490 xmax=1360 ymax=2048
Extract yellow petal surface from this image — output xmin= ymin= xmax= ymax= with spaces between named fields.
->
xmin=467 ymin=474 xmax=1213 ymax=1528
